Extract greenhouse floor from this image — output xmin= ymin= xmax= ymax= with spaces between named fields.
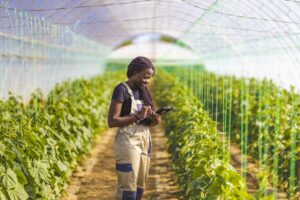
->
xmin=61 ymin=125 xmax=180 ymax=200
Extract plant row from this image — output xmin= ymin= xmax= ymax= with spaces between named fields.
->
xmin=0 ymin=72 xmax=123 ymax=199
xmin=153 ymin=71 xmax=252 ymax=200
xmin=163 ymin=66 xmax=300 ymax=197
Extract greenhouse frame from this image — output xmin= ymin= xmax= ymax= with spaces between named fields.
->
xmin=0 ymin=0 xmax=299 ymax=199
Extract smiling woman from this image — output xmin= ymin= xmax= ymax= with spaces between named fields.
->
xmin=107 ymin=56 xmax=161 ymax=200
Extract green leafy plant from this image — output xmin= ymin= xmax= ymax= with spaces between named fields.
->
xmin=153 ymin=70 xmax=252 ymax=200
xmin=163 ymin=66 xmax=300 ymax=198
xmin=0 ymin=72 xmax=124 ymax=199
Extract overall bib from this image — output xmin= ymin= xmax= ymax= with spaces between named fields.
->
xmin=114 ymin=82 xmax=152 ymax=200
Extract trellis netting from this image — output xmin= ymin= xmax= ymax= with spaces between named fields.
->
xmin=177 ymin=0 xmax=300 ymax=90
xmin=0 ymin=3 xmax=108 ymax=101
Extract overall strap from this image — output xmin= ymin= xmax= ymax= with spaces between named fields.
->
xmin=121 ymin=82 xmax=134 ymax=98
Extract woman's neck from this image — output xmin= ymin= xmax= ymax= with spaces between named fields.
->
xmin=126 ymin=79 xmax=137 ymax=90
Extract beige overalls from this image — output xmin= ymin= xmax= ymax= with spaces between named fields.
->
xmin=114 ymin=82 xmax=152 ymax=200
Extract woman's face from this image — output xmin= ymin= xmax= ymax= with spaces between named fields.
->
xmin=132 ymin=68 xmax=154 ymax=88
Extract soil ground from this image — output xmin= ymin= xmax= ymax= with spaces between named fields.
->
xmin=61 ymin=124 xmax=180 ymax=200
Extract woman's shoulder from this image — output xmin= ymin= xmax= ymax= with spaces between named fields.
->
xmin=113 ymin=82 xmax=129 ymax=95
xmin=112 ymin=83 xmax=129 ymax=102
xmin=114 ymin=82 xmax=127 ymax=91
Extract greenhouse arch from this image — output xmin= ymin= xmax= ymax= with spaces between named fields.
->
xmin=0 ymin=1 xmax=299 ymax=199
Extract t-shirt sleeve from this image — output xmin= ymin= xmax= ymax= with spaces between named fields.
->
xmin=111 ymin=84 xmax=126 ymax=103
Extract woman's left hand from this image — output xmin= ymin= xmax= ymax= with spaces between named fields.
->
xmin=149 ymin=112 xmax=161 ymax=126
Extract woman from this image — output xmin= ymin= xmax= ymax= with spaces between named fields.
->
xmin=107 ymin=56 xmax=161 ymax=200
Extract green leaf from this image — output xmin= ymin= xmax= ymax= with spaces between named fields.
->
xmin=7 ymin=183 xmax=29 ymax=200
xmin=31 ymin=160 xmax=50 ymax=184
xmin=0 ymin=142 xmax=6 ymax=156
xmin=57 ymin=161 xmax=68 ymax=173
xmin=0 ymin=190 xmax=8 ymax=200
xmin=24 ymin=177 xmax=36 ymax=199
xmin=0 ymin=164 xmax=6 ymax=175
xmin=2 ymin=168 xmax=18 ymax=189
xmin=14 ymin=167 xmax=27 ymax=186
xmin=40 ymin=183 xmax=55 ymax=199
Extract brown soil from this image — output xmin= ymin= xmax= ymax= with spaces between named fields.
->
xmin=229 ymin=144 xmax=259 ymax=194
xmin=61 ymin=128 xmax=117 ymax=200
xmin=61 ymin=124 xmax=180 ymax=200
xmin=144 ymin=125 xmax=180 ymax=200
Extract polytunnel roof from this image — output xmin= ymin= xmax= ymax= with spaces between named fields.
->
xmin=1 ymin=0 xmax=300 ymax=90
xmin=1 ymin=0 xmax=216 ymax=48
xmin=1 ymin=0 xmax=300 ymax=50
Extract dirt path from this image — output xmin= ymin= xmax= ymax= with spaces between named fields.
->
xmin=61 ymin=124 xmax=180 ymax=200
xmin=61 ymin=128 xmax=117 ymax=200
xmin=144 ymin=125 xmax=180 ymax=200
xmin=229 ymin=144 xmax=259 ymax=194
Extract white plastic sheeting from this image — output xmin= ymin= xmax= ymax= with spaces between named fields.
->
xmin=180 ymin=0 xmax=300 ymax=90
xmin=1 ymin=0 xmax=300 ymax=97
xmin=0 ymin=2 xmax=109 ymax=100
xmin=108 ymin=41 xmax=202 ymax=62
xmin=2 ymin=0 xmax=215 ymax=48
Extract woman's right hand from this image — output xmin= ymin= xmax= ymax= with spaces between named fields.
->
xmin=136 ymin=106 xmax=152 ymax=119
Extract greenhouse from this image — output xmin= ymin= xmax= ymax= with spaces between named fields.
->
xmin=0 ymin=0 xmax=299 ymax=199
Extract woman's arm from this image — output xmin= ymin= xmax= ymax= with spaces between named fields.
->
xmin=107 ymin=100 xmax=137 ymax=128
xmin=107 ymin=100 xmax=151 ymax=128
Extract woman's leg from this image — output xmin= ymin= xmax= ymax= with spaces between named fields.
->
xmin=115 ymin=142 xmax=141 ymax=200
xmin=136 ymin=154 xmax=150 ymax=200
xmin=136 ymin=133 xmax=152 ymax=200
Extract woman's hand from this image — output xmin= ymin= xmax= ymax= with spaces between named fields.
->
xmin=149 ymin=112 xmax=161 ymax=126
xmin=136 ymin=106 xmax=152 ymax=120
